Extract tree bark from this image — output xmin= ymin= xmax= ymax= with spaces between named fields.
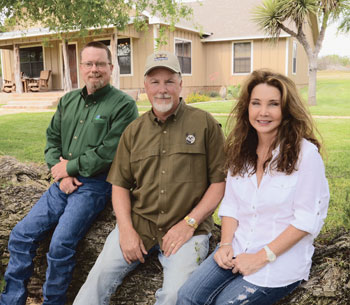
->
xmin=1 ymin=156 xmax=349 ymax=304
xmin=111 ymin=31 xmax=120 ymax=89
xmin=62 ymin=39 xmax=73 ymax=92
xmin=13 ymin=44 xmax=23 ymax=93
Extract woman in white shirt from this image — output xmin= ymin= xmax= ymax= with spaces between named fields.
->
xmin=176 ymin=69 xmax=329 ymax=305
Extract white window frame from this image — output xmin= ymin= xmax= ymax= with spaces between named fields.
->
xmin=292 ymin=41 xmax=297 ymax=75
xmin=174 ymin=37 xmax=192 ymax=76
xmin=94 ymin=37 xmax=133 ymax=77
xmin=232 ymin=41 xmax=253 ymax=75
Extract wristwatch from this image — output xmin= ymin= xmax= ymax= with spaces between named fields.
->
xmin=184 ymin=216 xmax=198 ymax=229
xmin=264 ymin=245 xmax=276 ymax=262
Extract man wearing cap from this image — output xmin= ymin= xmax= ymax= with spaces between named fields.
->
xmin=73 ymin=51 xmax=226 ymax=305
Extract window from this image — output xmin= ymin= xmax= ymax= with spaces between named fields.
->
xmin=100 ymin=38 xmax=132 ymax=75
xmin=233 ymin=42 xmax=251 ymax=74
xmin=292 ymin=41 xmax=297 ymax=74
xmin=175 ymin=39 xmax=191 ymax=74
xmin=20 ymin=47 xmax=43 ymax=78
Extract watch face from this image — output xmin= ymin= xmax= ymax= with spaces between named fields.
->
xmin=188 ymin=218 xmax=195 ymax=225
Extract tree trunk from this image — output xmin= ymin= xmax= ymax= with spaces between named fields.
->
xmin=13 ymin=44 xmax=23 ymax=93
xmin=308 ymin=57 xmax=318 ymax=106
xmin=1 ymin=156 xmax=349 ymax=304
xmin=62 ymin=39 xmax=73 ymax=92
xmin=111 ymin=31 xmax=120 ymax=89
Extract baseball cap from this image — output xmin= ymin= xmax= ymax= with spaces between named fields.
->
xmin=144 ymin=50 xmax=181 ymax=76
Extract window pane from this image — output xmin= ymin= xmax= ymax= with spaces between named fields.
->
xmin=118 ymin=38 xmax=131 ymax=75
xmin=19 ymin=47 xmax=43 ymax=78
xmin=233 ymin=42 xmax=251 ymax=73
xmin=175 ymin=39 xmax=191 ymax=74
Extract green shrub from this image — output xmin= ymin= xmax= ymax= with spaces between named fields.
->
xmin=186 ymin=92 xmax=211 ymax=104
xmin=208 ymin=91 xmax=220 ymax=98
xmin=227 ymin=84 xmax=241 ymax=99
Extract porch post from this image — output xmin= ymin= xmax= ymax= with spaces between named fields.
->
xmin=111 ymin=30 xmax=120 ymax=89
xmin=14 ymin=44 xmax=23 ymax=93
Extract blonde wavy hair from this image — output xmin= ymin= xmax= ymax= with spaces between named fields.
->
xmin=225 ymin=69 xmax=321 ymax=176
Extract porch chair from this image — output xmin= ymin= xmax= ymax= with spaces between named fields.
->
xmin=28 ymin=70 xmax=51 ymax=92
xmin=2 ymin=73 xmax=16 ymax=93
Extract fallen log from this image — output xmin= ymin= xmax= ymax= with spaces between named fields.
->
xmin=0 ymin=156 xmax=349 ymax=304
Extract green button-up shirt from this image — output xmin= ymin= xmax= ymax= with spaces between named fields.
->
xmin=45 ymin=84 xmax=138 ymax=177
xmin=107 ymin=100 xmax=226 ymax=250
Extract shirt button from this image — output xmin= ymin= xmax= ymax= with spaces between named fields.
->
xmin=152 ymin=237 xmax=156 ymax=240
xmin=161 ymin=170 xmax=166 ymax=174
xmin=163 ymin=130 xmax=167 ymax=134
xmin=74 ymin=136 xmax=78 ymax=140
xmin=160 ymin=210 xmax=165 ymax=214
xmin=252 ymin=206 xmax=256 ymax=209
xmin=93 ymin=101 xmax=97 ymax=104
xmin=160 ymin=190 xmax=165 ymax=194
xmin=318 ymin=200 xmax=321 ymax=204
xmin=85 ymin=104 xmax=89 ymax=108
xmin=173 ymin=118 xmax=176 ymax=122
xmin=68 ymin=152 xmax=72 ymax=156
xmin=80 ymin=120 xmax=84 ymax=124
xmin=162 ymin=150 xmax=166 ymax=154
xmin=158 ymin=228 xmax=163 ymax=231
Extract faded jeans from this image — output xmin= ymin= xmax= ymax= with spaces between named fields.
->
xmin=73 ymin=226 xmax=210 ymax=305
xmin=176 ymin=249 xmax=302 ymax=305
xmin=0 ymin=175 xmax=111 ymax=305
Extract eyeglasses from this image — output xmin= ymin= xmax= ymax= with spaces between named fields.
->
xmin=80 ymin=62 xmax=111 ymax=69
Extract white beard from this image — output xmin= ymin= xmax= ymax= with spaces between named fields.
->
xmin=152 ymin=100 xmax=173 ymax=113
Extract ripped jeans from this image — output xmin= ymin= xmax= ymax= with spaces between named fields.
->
xmin=176 ymin=249 xmax=302 ymax=305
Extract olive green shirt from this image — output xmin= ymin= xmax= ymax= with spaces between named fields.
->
xmin=45 ymin=84 xmax=138 ymax=177
xmin=107 ymin=100 xmax=225 ymax=250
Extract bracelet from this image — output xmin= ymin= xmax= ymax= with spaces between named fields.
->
xmin=218 ymin=242 xmax=232 ymax=248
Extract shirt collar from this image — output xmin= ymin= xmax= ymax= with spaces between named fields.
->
xmin=80 ymin=84 xmax=112 ymax=102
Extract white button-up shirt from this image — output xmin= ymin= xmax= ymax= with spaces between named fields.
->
xmin=218 ymin=139 xmax=330 ymax=287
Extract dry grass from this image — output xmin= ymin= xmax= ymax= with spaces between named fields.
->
xmin=317 ymin=70 xmax=350 ymax=80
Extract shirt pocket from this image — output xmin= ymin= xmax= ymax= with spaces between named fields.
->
xmin=130 ymin=149 xmax=159 ymax=185
xmin=268 ymin=174 xmax=298 ymax=205
xmin=88 ymin=117 xmax=108 ymax=147
xmin=170 ymin=144 xmax=207 ymax=183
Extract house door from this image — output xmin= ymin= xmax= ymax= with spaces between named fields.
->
xmin=62 ymin=44 xmax=78 ymax=89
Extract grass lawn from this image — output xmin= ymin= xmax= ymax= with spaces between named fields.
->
xmin=0 ymin=70 xmax=349 ymax=233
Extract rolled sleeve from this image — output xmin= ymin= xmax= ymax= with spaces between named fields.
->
xmin=291 ymin=146 xmax=330 ymax=237
xmin=218 ymin=171 xmax=239 ymax=219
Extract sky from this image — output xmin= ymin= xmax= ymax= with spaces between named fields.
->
xmin=318 ymin=22 xmax=350 ymax=57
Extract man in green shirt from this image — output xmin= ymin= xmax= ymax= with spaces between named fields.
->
xmin=74 ymin=51 xmax=226 ymax=305
xmin=0 ymin=41 xmax=138 ymax=305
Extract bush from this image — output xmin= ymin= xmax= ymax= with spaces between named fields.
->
xmin=227 ymin=84 xmax=241 ymax=99
xmin=186 ymin=92 xmax=211 ymax=104
xmin=208 ymin=91 xmax=220 ymax=98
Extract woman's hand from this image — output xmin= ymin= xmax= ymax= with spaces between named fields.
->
xmin=232 ymin=250 xmax=268 ymax=276
xmin=214 ymin=245 xmax=235 ymax=269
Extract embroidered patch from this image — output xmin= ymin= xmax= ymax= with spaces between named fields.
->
xmin=154 ymin=53 xmax=168 ymax=61
xmin=186 ymin=134 xmax=196 ymax=144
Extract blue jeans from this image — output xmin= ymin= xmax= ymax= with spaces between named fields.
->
xmin=73 ymin=226 xmax=210 ymax=305
xmin=176 ymin=249 xmax=302 ymax=305
xmin=0 ymin=175 xmax=111 ymax=305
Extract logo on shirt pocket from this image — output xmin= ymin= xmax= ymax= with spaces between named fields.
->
xmin=185 ymin=133 xmax=196 ymax=145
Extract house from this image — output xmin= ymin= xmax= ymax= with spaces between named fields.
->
xmin=0 ymin=0 xmax=316 ymax=97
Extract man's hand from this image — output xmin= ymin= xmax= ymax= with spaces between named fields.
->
xmin=162 ymin=220 xmax=195 ymax=257
xmin=59 ymin=177 xmax=83 ymax=194
xmin=51 ymin=157 xmax=69 ymax=181
xmin=214 ymin=245 xmax=235 ymax=270
xmin=119 ymin=227 xmax=147 ymax=264
xmin=232 ymin=251 xmax=267 ymax=276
